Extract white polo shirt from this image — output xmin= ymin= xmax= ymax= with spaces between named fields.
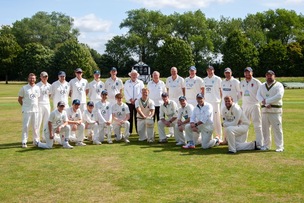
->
xmin=18 ymin=84 xmax=40 ymax=113
xmin=112 ymin=102 xmax=130 ymax=120
xmin=177 ymin=103 xmax=194 ymax=122
xmin=66 ymin=107 xmax=82 ymax=121
xmin=69 ymin=77 xmax=88 ymax=104
xmin=51 ymin=80 xmax=70 ymax=108
xmin=48 ymin=109 xmax=68 ymax=130
xmin=240 ymin=77 xmax=262 ymax=106
xmin=87 ymin=79 xmax=105 ymax=103
xmin=95 ymin=100 xmax=112 ymax=122
xmin=190 ymin=102 xmax=213 ymax=125
xmin=166 ymin=75 xmax=185 ymax=100
xmin=221 ymin=103 xmax=249 ymax=127
xmin=37 ymin=81 xmax=51 ymax=105
xmin=124 ymin=79 xmax=144 ymax=103
xmin=159 ymin=100 xmax=178 ymax=119
xmin=105 ymin=77 xmax=124 ymax=102
xmin=83 ymin=109 xmax=98 ymax=124
xmin=185 ymin=76 xmax=204 ymax=101
xmin=221 ymin=76 xmax=241 ymax=104
xmin=147 ymin=80 xmax=167 ymax=106
xmin=203 ymin=75 xmax=222 ymax=103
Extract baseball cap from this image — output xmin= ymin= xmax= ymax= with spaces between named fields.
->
xmin=75 ymin=68 xmax=83 ymax=73
xmin=72 ymin=99 xmax=81 ymax=105
xmin=207 ymin=66 xmax=214 ymax=70
xmin=87 ymin=101 xmax=94 ymax=106
xmin=161 ymin=92 xmax=169 ymax=97
xmin=110 ymin=67 xmax=117 ymax=71
xmin=266 ymin=70 xmax=275 ymax=75
xmin=58 ymin=71 xmax=66 ymax=77
xmin=224 ymin=68 xmax=232 ymax=73
xmin=94 ymin=70 xmax=100 ymax=75
xmin=189 ymin=66 xmax=196 ymax=71
xmin=101 ymin=90 xmax=108 ymax=95
xmin=196 ymin=93 xmax=204 ymax=98
xmin=57 ymin=101 xmax=65 ymax=107
xmin=40 ymin=71 xmax=48 ymax=77
xmin=244 ymin=67 xmax=253 ymax=72
xmin=178 ymin=96 xmax=187 ymax=101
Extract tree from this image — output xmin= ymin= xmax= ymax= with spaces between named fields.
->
xmin=222 ymin=30 xmax=259 ymax=78
xmin=286 ymin=42 xmax=303 ymax=76
xmin=154 ymin=37 xmax=194 ymax=77
xmin=12 ymin=11 xmax=79 ymax=49
xmin=0 ymin=31 xmax=22 ymax=83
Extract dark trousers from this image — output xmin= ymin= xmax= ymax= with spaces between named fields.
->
xmin=153 ymin=106 xmax=160 ymax=122
xmin=127 ymin=103 xmax=137 ymax=134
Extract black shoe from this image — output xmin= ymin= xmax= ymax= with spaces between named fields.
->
xmin=158 ymin=139 xmax=168 ymax=143
xmin=254 ymin=141 xmax=261 ymax=150
xmin=227 ymin=151 xmax=236 ymax=154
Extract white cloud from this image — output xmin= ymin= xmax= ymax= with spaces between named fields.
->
xmin=262 ymin=0 xmax=304 ymax=8
xmin=73 ymin=13 xmax=112 ymax=32
xmin=131 ymin=0 xmax=233 ymax=9
xmin=78 ymin=32 xmax=115 ymax=54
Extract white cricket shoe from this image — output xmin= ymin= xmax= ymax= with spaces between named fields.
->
xmin=93 ymin=141 xmax=102 ymax=145
xmin=63 ymin=143 xmax=73 ymax=149
xmin=22 ymin=143 xmax=27 ymax=148
xmin=275 ymin=148 xmax=284 ymax=152
xmin=76 ymin=142 xmax=86 ymax=146
xmin=176 ymin=141 xmax=185 ymax=146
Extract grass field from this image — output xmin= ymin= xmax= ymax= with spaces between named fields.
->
xmin=0 ymin=82 xmax=304 ymax=203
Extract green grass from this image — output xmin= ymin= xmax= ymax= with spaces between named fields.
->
xmin=0 ymin=83 xmax=304 ymax=203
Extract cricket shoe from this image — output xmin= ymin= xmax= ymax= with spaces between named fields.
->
xmin=76 ymin=142 xmax=86 ymax=146
xmin=182 ymin=143 xmax=195 ymax=149
xmin=63 ymin=143 xmax=73 ymax=149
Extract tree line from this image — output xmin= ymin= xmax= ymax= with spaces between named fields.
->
xmin=0 ymin=9 xmax=303 ymax=83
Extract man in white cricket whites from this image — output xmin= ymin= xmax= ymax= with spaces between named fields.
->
xmin=87 ymin=70 xmax=105 ymax=104
xmin=240 ymin=67 xmax=263 ymax=148
xmin=112 ymin=93 xmax=131 ymax=143
xmin=183 ymin=93 xmax=220 ymax=149
xmin=221 ymin=67 xmax=241 ymax=107
xmin=51 ymin=71 xmax=70 ymax=110
xmin=37 ymin=71 xmax=51 ymax=141
xmin=83 ymin=101 xmax=100 ymax=145
xmin=203 ymin=65 xmax=222 ymax=140
xmin=135 ymin=88 xmax=155 ymax=142
xmin=66 ymin=99 xmax=86 ymax=146
xmin=174 ymin=96 xmax=194 ymax=146
xmin=105 ymin=67 xmax=124 ymax=104
xmin=157 ymin=92 xmax=178 ymax=143
xmin=222 ymin=96 xmax=257 ymax=154
xmin=18 ymin=73 xmax=40 ymax=148
xmin=37 ymin=101 xmax=73 ymax=149
xmin=166 ymin=67 xmax=185 ymax=107
xmin=124 ymin=69 xmax=144 ymax=134
xmin=95 ymin=90 xmax=113 ymax=144
xmin=69 ymin=68 xmax=89 ymax=113
xmin=184 ymin=66 xmax=204 ymax=106
xmin=257 ymin=70 xmax=285 ymax=152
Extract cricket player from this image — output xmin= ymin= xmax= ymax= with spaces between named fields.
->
xmin=18 ymin=73 xmax=40 ymax=148
xmin=37 ymin=71 xmax=51 ymax=141
xmin=105 ymin=67 xmax=124 ymax=104
xmin=87 ymin=70 xmax=105 ymax=104
xmin=37 ymin=101 xmax=73 ymax=149
xmin=203 ymin=65 xmax=222 ymax=140
xmin=95 ymin=90 xmax=113 ymax=144
xmin=112 ymin=93 xmax=131 ymax=143
xmin=174 ymin=96 xmax=194 ymax=146
xmin=240 ymin=67 xmax=263 ymax=148
xmin=183 ymin=93 xmax=219 ymax=149
xmin=124 ymin=69 xmax=144 ymax=134
xmin=184 ymin=66 xmax=204 ymax=106
xmin=157 ymin=92 xmax=178 ymax=143
xmin=51 ymin=71 xmax=70 ymax=110
xmin=166 ymin=67 xmax=185 ymax=107
xmin=83 ymin=101 xmax=100 ymax=145
xmin=69 ymin=68 xmax=89 ymax=113
xmin=222 ymin=96 xmax=256 ymax=154
xmin=66 ymin=99 xmax=86 ymax=146
xmin=135 ymin=87 xmax=155 ymax=143
xmin=221 ymin=67 xmax=241 ymax=107
xmin=257 ymin=70 xmax=285 ymax=152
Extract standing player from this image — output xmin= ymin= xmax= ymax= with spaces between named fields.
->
xmin=240 ymin=67 xmax=263 ymax=148
xmin=184 ymin=66 xmax=204 ymax=106
xmin=37 ymin=71 xmax=51 ymax=141
xmin=51 ymin=71 xmax=70 ymax=109
xmin=165 ymin=67 xmax=185 ymax=107
xmin=112 ymin=93 xmax=131 ymax=143
xmin=135 ymin=88 xmax=155 ymax=142
xmin=222 ymin=96 xmax=257 ymax=154
xmin=69 ymin=68 xmax=88 ymax=113
xmin=87 ymin=70 xmax=105 ymax=104
xmin=221 ymin=67 xmax=241 ymax=106
xmin=105 ymin=67 xmax=124 ymax=104
xmin=37 ymin=101 xmax=73 ymax=149
xmin=257 ymin=70 xmax=285 ymax=152
xmin=83 ymin=101 xmax=100 ymax=145
xmin=203 ymin=65 xmax=222 ymax=140
xmin=124 ymin=69 xmax=144 ymax=134
xmin=18 ymin=73 xmax=40 ymax=148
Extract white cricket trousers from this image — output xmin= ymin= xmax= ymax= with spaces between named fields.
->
xmin=262 ymin=113 xmax=284 ymax=150
xmin=243 ymin=104 xmax=263 ymax=146
xmin=98 ymin=123 xmax=113 ymax=142
xmin=113 ymin=121 xmax=130 ymax=140
xmin=38 ymin=125 xmax=71 ymax=149
xmin=185 ymin=123 xmax=216 ymax=149
xmin=21 ymin=112 xmax=39 ymax=144
xmin=209 ymin=102 xmax=222 ymax=139
xmin=69 ymin=123 xmax=85 ymax=142
xmin=85 ymin=123 xmax=99 ymax=142
xmin=158 ymin=120 xmax=176 ymax=141
xmin=137 ymin=118 xmax=154 ymax=141
xmin=174 ymin=124 xmax=186 ymax=143
xmin=38 ymin=104 xmax=50 ymax=140
xmin=224 ymin=125 xmax=254 ymax=153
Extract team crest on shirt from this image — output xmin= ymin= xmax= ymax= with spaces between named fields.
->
xmin=91 ymin=114 xmax=94 ymax=118
xmin=82 ymin=83 xmax=85 ymax=86
xmin=65 ymin=86 xmax=68 ymax=89
xmin=116 ymin=82 xmax=118 ymax=86
xmin=56 ymin=120 xmax=61 ymax=125
xmin=106 ymin=106 xmax=109 ymax=109
xmin=77 ymin=87 xmax=83 ymax=91
xmin=122 ymin=108 xmax=125 ymax=111
xmin=251 ymin=83 xmax=254 ymax=87
xmin=61 ymin=115 xmax=65 ymax=119
xmin=75 ymin=114 xmax=79 ymax=117
xmin=29 ymin=94 xmax=36 ymax=99
xmin=212 ymin=80 xmax=214 ymax=84
xmin=117 ymin=112 xmax=122 ymax=117
xmin=101 ymin=110 xmax=106 ymax=115
xmin=99 ymin=85 xmax=103 ymax=88
xmin=60 ymin=90 xmax=66 ymax=95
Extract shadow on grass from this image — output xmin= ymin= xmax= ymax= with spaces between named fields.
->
xmin=0 ymin=142 xmax=22 ymax=150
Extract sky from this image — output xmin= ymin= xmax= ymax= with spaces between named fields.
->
xmin=1 ymin=0 xmax=303 ymax=54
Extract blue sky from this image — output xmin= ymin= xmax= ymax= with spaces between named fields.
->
xmin=1 ymin=0 xmax=303 ymax=54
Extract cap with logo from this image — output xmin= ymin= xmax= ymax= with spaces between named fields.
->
xmin=57 ymin=101 xmax=65 ymax=107
xmin=266 ymin=70 xmax=275 ymax=75
xmin=178 ymin=96 xmax=187 ymax=101
xmin=40 ymin=71 xmax=48 ymax=77
xmin=87 ymin=101 xmax=94 ymax=106
xmin=196 ymin=93 xmax=204 ymax=98
xmin=101 ymin=90 xmax=108 ymax=95
xmin=72 ymin=99 xmax=81 ymax=105
xmin=224 ymin=68 xmax=232 ymax=73
xmin=94 ymin=70 xmax=100 ymax=75
xmin=110 ymin=67 xmax=117 ymax=71
xmin=189 ymin=66 xmax=196 ymax=71
xmin=75 ymin=68 xmax=83 ymax=73
xmin=58 ymin=71 xmax=66 ymax=77
xmin=244 ymin=67 xmax=253 ymax=72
